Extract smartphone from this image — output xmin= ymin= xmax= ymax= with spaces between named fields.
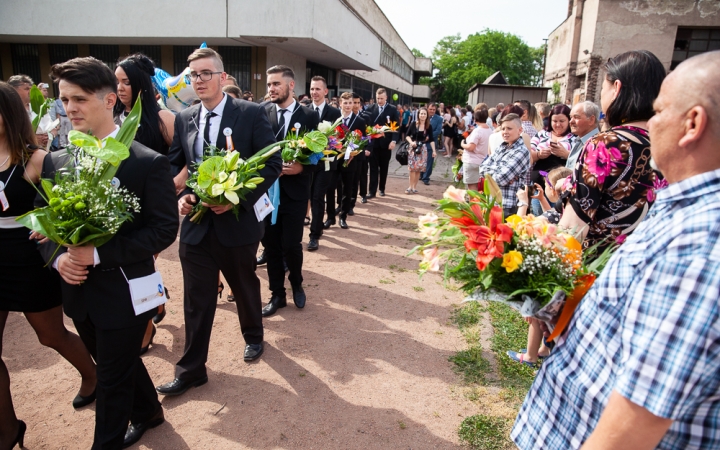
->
xmin=526 ymin=184 xmax=538 ymax=196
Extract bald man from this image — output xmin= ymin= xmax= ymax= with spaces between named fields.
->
xmin=512 ymin=50 xmax=720 ymax=450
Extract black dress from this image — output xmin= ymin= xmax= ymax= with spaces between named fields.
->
xmin=0 ymin=161 xmax=63 ymax=312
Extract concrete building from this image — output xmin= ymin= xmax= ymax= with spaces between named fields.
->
xmin=0 ymin=0 xmax=432 ymax=104
xmin=544 ymin=0 xmax=720 ymax=105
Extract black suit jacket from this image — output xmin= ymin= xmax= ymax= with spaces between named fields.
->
xmin=339 ymin=113 xmax=367 ymax=170
xmin=361 ymin=103 xmax=400 ymax=150
xmin=38 ymin=143 xmax=179 ymax=330
xmin=168 ymin=96 xmax=282 ymax=246
xmin=262 ymin=101 xmax=320 ymax=202
xmin=316 ymin=102 xmax=341 ymax=124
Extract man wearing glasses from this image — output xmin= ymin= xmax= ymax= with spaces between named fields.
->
xmin=160 ymin=47 xmax=282 ymax=397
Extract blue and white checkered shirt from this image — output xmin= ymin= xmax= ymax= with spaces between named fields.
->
xmin=479 ymin=137 xmax=530 ymax=210
xmin=512 ymin=168 xmax=720 ymax=449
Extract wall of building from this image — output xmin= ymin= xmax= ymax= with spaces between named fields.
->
xmin=266 ymin=46 xmax=307 ymax=97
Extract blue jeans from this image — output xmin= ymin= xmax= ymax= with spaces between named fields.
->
xmin=531 ymin=198 xmax=543 ymax=216
xmin=421 ymin=144 xmax=434 ymax=182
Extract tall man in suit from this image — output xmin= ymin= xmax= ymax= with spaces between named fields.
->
xmin=352 ymin=93 xmax=369 ymax=207
xmin=261 ymin=65 xmax=320 ymax=317
xmin=157 ymin=48 xmax=282 ymax=397
xmin=363 ymin=88 xmax=399 ymax=198
xmin=307 ymin=75 xmax=341 ymax=251
xmin=43 ymin=57 xmax=179 ymax=449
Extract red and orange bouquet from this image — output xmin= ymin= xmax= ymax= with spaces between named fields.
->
xmin=413 ymin=178 xmax=611 ymax=336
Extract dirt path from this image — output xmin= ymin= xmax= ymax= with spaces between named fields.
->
xmin=6 ymin=159 xmax=479 ymax=449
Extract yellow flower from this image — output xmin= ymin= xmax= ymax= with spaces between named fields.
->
xmin=501 ymin=250 xmax=523 ymax=273
xmin=505 ymin=214 xmax=523 ymax=231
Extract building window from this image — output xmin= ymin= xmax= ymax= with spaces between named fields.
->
xmin=11 ymin=44 xmax=41 ymax=85
xmin=379 ymin=41 xmax=413 ymax=83
xmin=89 ymin=45 xmax=120 ymax=71
xmin=130 ymin=45 xmax=162 ymax=66
xmin=49 ymin=44 xmax=78 ymax=66
xmin=672 ymin=27 xmax=720 ymax=70
xmin=173 ymin=46 xmax=198 ymax=75
xmin=218 ymin=46 xmax=251 ymax=91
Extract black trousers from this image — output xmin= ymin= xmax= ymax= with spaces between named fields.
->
xmin=325 ymin=170 xmax=340 ymax=222
xmin=369 ymin=146 xmax=392 ymax=194
xmin=339 ymin=161 xmax=359 ymax=218
xmin=358 ymin=158 xmax=368 ymax=199
xmin=262 ymin=196 xmax=305 ymax=295
xmin=310 ymin=169 xmax=334 ymax=239
xmin=176 ymin=228 xmax=262 ymax=381
xmin=73 ymin=316 xmax=160 ymax=450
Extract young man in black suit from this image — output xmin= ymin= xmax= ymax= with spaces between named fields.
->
xmin=335 ymin=92 xmax=367 ymax=229
xmin=351 ymin=93 xmax=368 ymax=210
xmin=363 ymin=88 xmax=400 ymax=197
xmin=158 ymin=48 xmax=282 ymax=396
xmin=307 ymin=75 xmax=341 ymax=251
xmin=261 ymin=65 xmax=320 ymax=318
xmin=43 ymin=57 xmax=179 ymax=449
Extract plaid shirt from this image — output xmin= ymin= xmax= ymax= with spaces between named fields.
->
xmin=512 ymin=168 xmax=720 ymax=449
xmin=479 ymin=137 xmax=530 ymax=209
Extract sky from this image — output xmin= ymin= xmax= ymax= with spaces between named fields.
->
xmin=373 ymin=0 xmax=571 ymax=56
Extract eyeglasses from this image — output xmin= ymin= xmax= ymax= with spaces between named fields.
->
xmin=189 ymin=71 xmax=222 ymax=82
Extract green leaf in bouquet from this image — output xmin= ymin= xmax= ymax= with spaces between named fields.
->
xmin=281 ymin=148 xmax=297 ymax=162
xmin=116 ymin=95 xmax=142 ymax=149
xmin=246 ymin=142 xmax=285 ymax=165
xmin=41 ymin=179 xmax=56 ymax=200
xmin=30 ymin=86 xmax=45 ymax=131
xmin=88 ymin=137 xmax=130 ymax=167
xmin=197 ymin=156 xmax=226 ymax=190
xmin=69 ymin=131 xmax=102 ymax=149
xmin=15 ymin=208 xmax=63 ymax=244
xmin=67 ymin=223 xmax=113 ymax=247
xmin=302 ymin=131 xmax=328 ymax=153
xmin=484 ymin=175 xmax=502 ymax=207
xmin=224 ymin=151 xmax=240 ymax=171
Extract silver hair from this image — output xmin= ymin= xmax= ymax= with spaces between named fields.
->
xmin=579 ymin=101 xmax=601 ymax=124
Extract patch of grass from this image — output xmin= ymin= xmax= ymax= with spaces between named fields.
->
xmin=458 ymin=414 xmax=511 ymax=450
xmin=382 ymin=234 xmax=393 ymax=239
xmin=451 ymin=301 xmax=483 ymax=329
xmin=486 ymin=303 xmax=535 ymax=397
xmin=449 ymin=346 xmax=491 ymax=384
xmin=379 ymin=279 xmax=395 ymax=284
xmin=389 ymin=264 xmax=398 ymax=270
xmin=412 ymin=286 xmax=425 ymax=292
xmin=398 ymin=421 xmax=407 ymax=430
xmin=407 ymin=237 xmax=424 ymax=245
xmin=299 ymin=371 xmax=306 ymax=377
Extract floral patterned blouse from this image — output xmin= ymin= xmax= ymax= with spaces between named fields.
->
xmin=569 ymin=126 xmax=665 ymax=251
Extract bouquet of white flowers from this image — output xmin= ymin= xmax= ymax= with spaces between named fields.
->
xmin=16 ymin=97 xmax=143 ymax=261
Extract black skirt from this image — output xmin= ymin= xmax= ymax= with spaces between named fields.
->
xmin=0 ymin=227 xmax=63 ymax=312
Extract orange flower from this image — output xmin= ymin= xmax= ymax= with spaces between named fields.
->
xmin=461 ymin=206 xmax=513 ymax=270
xmin=388 ymin=121 xmax=399 ymax=132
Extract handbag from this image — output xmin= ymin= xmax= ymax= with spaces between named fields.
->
xmin=395 ymin=141 xmax=409 ymax=166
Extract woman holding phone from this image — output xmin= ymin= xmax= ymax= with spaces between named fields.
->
xmin=528 ymin=104 xmax=574 ymax=214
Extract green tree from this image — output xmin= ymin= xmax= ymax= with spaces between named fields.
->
xmin=411 ymin=48 xmax=426 ymax=58
xmin=430 ymin=29 xmax=543 ymax=105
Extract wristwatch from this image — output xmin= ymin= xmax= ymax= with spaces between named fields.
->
xmin=517 ymin=201 xmax=529 ymax=207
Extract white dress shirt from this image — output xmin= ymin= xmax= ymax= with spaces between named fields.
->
xmin=276 ymin=100 xmax=297 ymax=138
xmin=194 ymin=93 xmax=229 ymax=162
xmin=313 ymin=101 xmax=325 ymax=119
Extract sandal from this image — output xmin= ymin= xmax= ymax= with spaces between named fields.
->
xmin=412 ymin=189 xmax=418 ymax=194
xmin=519 ymin=349 xmax=549 ymax=360
xmin=506 ymin=351 xmax=538 ymax=367
xmin=405 ymin=188 xmax=413 ymax=194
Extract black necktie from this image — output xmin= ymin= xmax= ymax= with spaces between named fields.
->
xmin=203 ymin=111 xmax=217 ymax=147
xmin=278 ymin=108 xmax=288 ymax=136
xmin=343 ymin=116 xmax=349 ymax=127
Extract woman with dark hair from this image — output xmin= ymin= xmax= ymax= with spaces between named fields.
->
xmin=560 ymin=50 xmax=666 ymax=252
xmin=0 ymin=82 xmax=98 ymax=448
xmin=115 ymin=53 xmax=180 ymax=352
xmin=405 ymin=107 xmax=436 ymax=193
xmin=442 ymin=106 xmax=458 ymax=158
xmin=528 ymin=104 xmax=575 ymax=214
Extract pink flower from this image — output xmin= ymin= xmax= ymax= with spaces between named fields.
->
xmin=615 ymin=234 xmax=627 ymax=244
xmin=443 ymin=185 xmax=467 ymax=203
xmin=421 ymin=246 xmax=441 ymax=272
xmin=584 ymin=141 xmax=622 ymax=184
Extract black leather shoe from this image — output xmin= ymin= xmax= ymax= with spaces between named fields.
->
xmin=360 ymin=196 xmax=367 ymax=204
xmin=323 ymin=219 xmax=335 ymax=229
xmin=339 ymin=218 xmax=349 ymax=229
xmin=292 ymin=284 xmax=306 ymax=308
xmin=347 ymin=208 xmax=355 ymax=216
xmin=156 ymin=376 xmax=208 ymax=396
xmin=256 ymin=250 xmax=267 ymax=265
xmin=335 ymin=206 xmax=341 ymax=215
xmin=379 ymin=191 xmax=385 ymax=196
xmin=307 ymin=238 xmax=319 ymax=251
xmin=123 ymin=408 xmax=165 ymax=448
xmin=262 ymin=295 xmax=287 ymax=317
xmin=244 ymin=343 xmax=264 ymax=361
xmin=367 ymin=193 xmax=376 ymax=199
xmin=72 ymin=388 xmax=96 ymax=409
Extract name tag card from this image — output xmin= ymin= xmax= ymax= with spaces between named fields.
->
xmin=128 ymin=271 xmax=167 ymax=316
xmin=254 ymin=193 xmax=274 ymax=222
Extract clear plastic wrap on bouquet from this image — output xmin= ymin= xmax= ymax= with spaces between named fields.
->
xmin=463 ymin=289 xmax=567 ymax=332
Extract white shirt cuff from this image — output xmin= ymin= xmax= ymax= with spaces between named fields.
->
xmin=93 ymin=248 xmax=100 ymax=266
